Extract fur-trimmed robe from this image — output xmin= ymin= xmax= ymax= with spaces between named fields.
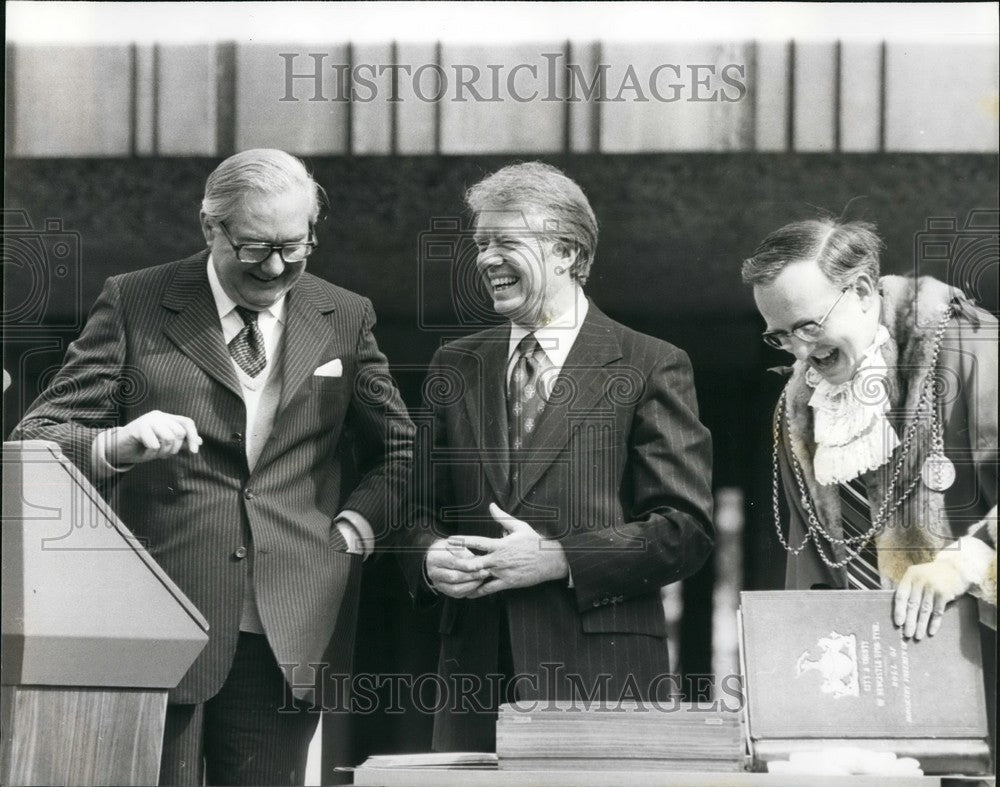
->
xmin=776 ymin=275 xmax=997 ymax=625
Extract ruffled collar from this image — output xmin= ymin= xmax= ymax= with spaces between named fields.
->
xmin=806 ymin=324 xmax=901 ymax=484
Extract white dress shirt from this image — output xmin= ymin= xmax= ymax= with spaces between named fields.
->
xmin=506 ymin=286 xmax=590 ymax=386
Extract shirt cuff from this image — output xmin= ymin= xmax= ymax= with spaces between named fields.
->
xmin=92 ymin=428 xmax=134 ymax=478
xmin=335 ymin=509 xmax=375 ymax=559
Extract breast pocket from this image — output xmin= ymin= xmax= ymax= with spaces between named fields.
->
xmin=309 ymin=375 xmax=351 ymax=423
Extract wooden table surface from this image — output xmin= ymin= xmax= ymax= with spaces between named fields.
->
xmin=353 ymin=764 xmax=990 ymax=787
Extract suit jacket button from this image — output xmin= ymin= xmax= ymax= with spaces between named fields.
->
xmin=244 ymin=488 xmax=254 ymax=500
xmin=234 ymin=546 xmax=248 ymax=559
xmin=232 ymin=432 xmax=243 ymax=442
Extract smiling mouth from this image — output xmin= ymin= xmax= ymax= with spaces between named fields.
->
xmin=809 ymin=346 xmax=840 ymax=371
xmin=489 ymin=275 xmax=519 ymax=293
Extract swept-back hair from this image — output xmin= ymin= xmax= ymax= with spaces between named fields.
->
xmin=741 ymin=218 xmax=884 ymax=287
xmin=202 ymin=148 xmax=326 ymax=224
xmin=466 ymin=161 xmax=599 ymax=285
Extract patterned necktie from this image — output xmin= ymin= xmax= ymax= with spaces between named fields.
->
xmin=839 ymin=476 xmax=882 ymax=589
xmin=507 ymin=334 xmax=552 ymax=452
xmin=229 ymin=306 xmax=266 ymax=378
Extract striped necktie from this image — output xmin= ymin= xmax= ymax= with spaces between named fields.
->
xmin=839 ymin=476 xmax=882 ymax=589
xmin=229 ymin=306 xmax=266 ymax=378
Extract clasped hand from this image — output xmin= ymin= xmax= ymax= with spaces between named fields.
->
xmin=104 ymin=410 xmax=202 ymax=465
xmin=424 ymin=503 xmax=569 ymax=598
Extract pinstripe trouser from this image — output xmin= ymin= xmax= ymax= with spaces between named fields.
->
xmin=158 ymin=633 xmax=319 ymax=787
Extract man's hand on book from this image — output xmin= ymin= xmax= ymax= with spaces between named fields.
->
xmin=893 ymin=560 xmax=969 ymax=640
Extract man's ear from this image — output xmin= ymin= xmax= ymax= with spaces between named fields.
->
xmin=199 ymin=211 xmax=213 ymax=247
xmin=854 ymin=267 xmax=878 ymax=311
xmin=552 ymin=241 xmax=578 ymax=268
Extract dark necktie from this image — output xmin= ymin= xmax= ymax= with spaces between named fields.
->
xmin=839 ymin=476 xmax=882 ymax=589
xmin=229 ymin=306 xmax=266 ymax=378
xmin=507 ymin=334 xmax=551 ymax=452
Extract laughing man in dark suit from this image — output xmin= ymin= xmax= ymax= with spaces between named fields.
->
xmin=402 ymin=162 xmax=714 ymax=751
xmin=13 ymin=149 xmax=414 ymax=785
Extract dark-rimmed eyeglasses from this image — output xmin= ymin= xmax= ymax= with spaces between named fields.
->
xmin=761 ymin=286 xmax=851 ymax=350
xmin=217 ymin=221 xmax=317 ymax=264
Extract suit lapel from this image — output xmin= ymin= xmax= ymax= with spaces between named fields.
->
xmin=161 ymin=253 xmax=242 ymax=400
xmin=460 ymin=327 xmax=511 ymax=504
xmin=515 ymin=305 xmax=623 ymax=503
xmin=277 ymin=276 xmax=339 ymax=414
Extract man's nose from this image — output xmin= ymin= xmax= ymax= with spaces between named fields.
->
xmin=787 ymin=336 xmax=814 ymax=362
xmin=477 ymin=248 xmax=501 ymax=269
xmin=258 ymin=250 xmax=286 ymax=276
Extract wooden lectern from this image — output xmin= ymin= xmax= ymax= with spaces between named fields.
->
xmin=1 ymin=441 xmax=209 ymax=786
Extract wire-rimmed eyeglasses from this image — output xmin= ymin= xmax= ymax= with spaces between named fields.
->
xmin=761 ymin=285 xmax=852 ymax=350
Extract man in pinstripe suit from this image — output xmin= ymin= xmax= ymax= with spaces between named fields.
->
xmin=401 ymin=162 xmax=714 ymax=751
xmin=13 ymin=149 xmax=414 ymax=785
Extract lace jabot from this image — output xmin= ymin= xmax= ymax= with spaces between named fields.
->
xmin=806 ymin=324 xmax=900 ymax=485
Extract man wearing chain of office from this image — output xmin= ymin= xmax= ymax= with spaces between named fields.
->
xmin=743 ymin=217 xmax=996 ymax=750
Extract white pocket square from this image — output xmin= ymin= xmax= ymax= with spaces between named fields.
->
xmin=314 ymin=359 xmax=343 ymax=377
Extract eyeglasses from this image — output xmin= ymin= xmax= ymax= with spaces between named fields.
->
xmin=761 ymin=286 xmax=851 ymax=350
xmin=217 ymin=221 xmax=317 ymax=264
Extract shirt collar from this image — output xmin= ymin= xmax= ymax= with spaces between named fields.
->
xmin=206 ymin=254 xmax=287 ymax=324
xmin=508 ymin=286 xmax=589 ymax=368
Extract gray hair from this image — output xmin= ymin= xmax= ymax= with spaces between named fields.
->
xmin=466 ymin=161 xmax=599 ymax=285
xmin=741 ymin=218 xmax=884 ymax=287
xmin=201 ymin=148 xmax=325 ymax=224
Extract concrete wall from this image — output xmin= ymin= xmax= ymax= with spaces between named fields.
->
xmin=7 ymin=40 xmax=998 ymax=157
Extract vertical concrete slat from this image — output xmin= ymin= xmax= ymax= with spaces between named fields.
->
xmin=885 ymin=42 xmax=999 ymax=152
xmin=568 ymin=40 xmax=599 ymax=153
xmin=236 ymin=44 xmax=349 ymax=155
xmin=7 ymin=43 xmax=17 ymax=157
xmin=351 ymin=43 xmax=394 ymax=155
xmin=839 ymin=41 xmax=882 ymax=152
xmin=156 ymin=45 xmax=217 ymax=156
xmin=793 ymin=42 xmax=837 ymax=152
xmin=13 ymin=45 xmax=131 ymax=157
xmin=753 ymin=41 xmax=789 ymax=152
xmin=216 ymin=42 xmax=237 ymax=158
xmin=438 ymin=44 xmax=565 ymax=154
xmin=394 ymin=43 xmax=438 ymax=155
xmin=599 ymin=42 xmax=753 ymax=152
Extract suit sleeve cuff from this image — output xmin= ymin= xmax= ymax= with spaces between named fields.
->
xmin=336 ymin=509 xmax=375 ymax=559
xmin=92 ymin=428 xmax=134 ymax=478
